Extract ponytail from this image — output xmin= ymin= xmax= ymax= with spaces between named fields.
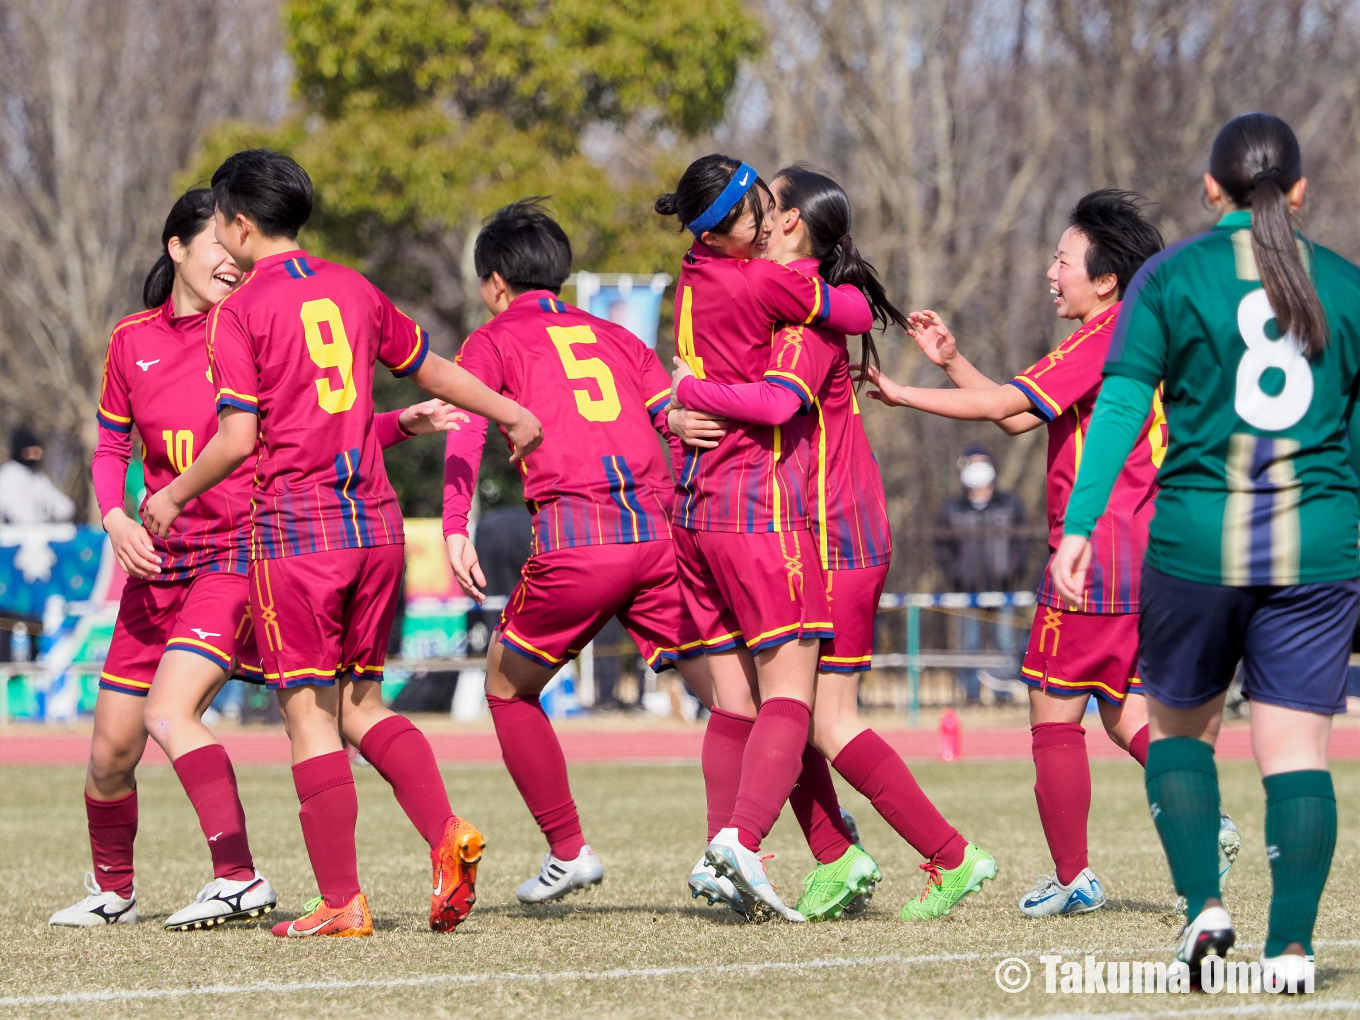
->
xmin=773 ymin=166 xmax=908 ymax=388
xmin=1209 ymin=113 xmax=1328 ymax=357
xmin=141 ymin=188 xmax=217 ymax=309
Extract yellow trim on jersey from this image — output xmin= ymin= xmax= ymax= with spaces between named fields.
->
xmin=164 ymin=636 xmax=231 ymax=659
xmin=813 ymin=396 xmax=829 ymax=570
xmin=1012 ymin=374 xmax=1063 ymax=417
xmin=763 ymin=370 xmax=815 ymax=404
xmin=501 ymin=628 xmax=565 ymax=665
xmin=801 ymin=278 xmax=823 ymax=325
xmin=1019 ymin=664 xmax=1136 ymax=700
xmin=747 ymin=620 xmax=835 ymax=648
xmin=389 ymin=322 xmax=426 ymax=374
xmin=698 ymin=630 xmax=743 ymax=649
xmin=645 ymin=387 xmax=672 ymax=410
xmin=99 ymin=671 xmax=151 ymax=690
xmin=111 ymin=309 xmax=162 ymax=337
xmin=770 ymin=424 xmax=783 ymax=532
xmin=820 ymin=654 xmax=873 ymax=665
xmin=97 ymin=405 xmax=132 ymax=424
xmin=216 ymin=387 xmax=259 ymax=405
xmin=263 ymin=665 xmax=343 ymax=681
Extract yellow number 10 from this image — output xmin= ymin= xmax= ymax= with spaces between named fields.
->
xmin=301 ymin=298 xmax=357 ymax=414
xmin=547 ymin=325 xmax=622 ymax=423
xmin=162 ymin=430 xmax=194 ymax=474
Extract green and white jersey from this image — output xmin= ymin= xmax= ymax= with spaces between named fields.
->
xmin=1104 ymin=210 xmax=1360 ymax=586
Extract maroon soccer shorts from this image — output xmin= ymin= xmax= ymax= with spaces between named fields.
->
xmin=818 ymin=564 xmax=888 ymax=674
xmin=498 ymin=540 xmax=700 ymax=670
xmin=248 ymin=545 xmax=404 ymax=689
xmin=1020 ymin=605 xmax=1144 ymax=705
xmin=673 ymin=526 xmax=834 ymax=654
xmin=100 ymin=572 xmax=254 ymax=696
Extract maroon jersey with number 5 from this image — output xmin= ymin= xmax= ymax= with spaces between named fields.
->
xmin=207 ymin=249 xmax=429 ymax=560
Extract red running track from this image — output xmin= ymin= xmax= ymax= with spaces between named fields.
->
xmin=4 ymin=724 xmax=1357 ymax=766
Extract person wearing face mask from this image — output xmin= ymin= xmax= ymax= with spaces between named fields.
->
xmin=0 ymin=426 xmax=76 ymax=524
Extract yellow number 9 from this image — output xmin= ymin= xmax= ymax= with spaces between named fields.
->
xmin=547 ymin=324 xmax=622 ymax=423
xmin=301 ymin=298 xmax=357 ymax=414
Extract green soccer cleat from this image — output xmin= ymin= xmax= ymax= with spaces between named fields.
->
xmin=795 ymin=844 xmax=882 ymax=921
xmin=900 ymin=842 xmax=997 ymax=921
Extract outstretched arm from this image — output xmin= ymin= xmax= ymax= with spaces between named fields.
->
xmin=411 ymin=353 xmax=542 ymax=463
xmin=142 ymin=408 xmax=257 ymax=537
xmin=860 ymin=363 xmax=1042 ymax=432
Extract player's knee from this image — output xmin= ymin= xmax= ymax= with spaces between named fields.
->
xmin=87 ymin=744 xmax=138 ymax=790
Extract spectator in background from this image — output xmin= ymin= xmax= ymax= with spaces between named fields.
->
xmin=936 ymin=443 xmax=1026 ymax=704
xmin=0 ymin=426 xmax=75 ymax=524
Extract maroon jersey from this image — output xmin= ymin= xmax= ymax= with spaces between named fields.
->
xmin=786 ymin=258 xmax=893 ymax=571
xmin=207 ymin=250 xmax=429 ymax=560
xmin=96 ymin=300 xmax=252 ymax=578
xmin=451 ymin=292 xmax=675 ymax=553
xmin=672 ymin=243 xmax=842 ymax=533
xmin=1008 ymin=302 xmax=1166 ymax=612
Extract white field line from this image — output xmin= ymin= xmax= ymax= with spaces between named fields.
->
xmin=989 ymin=1002 xmax=1360 ymax=1020
xmin=4 ymin=939 xmax=1358 ymax=1010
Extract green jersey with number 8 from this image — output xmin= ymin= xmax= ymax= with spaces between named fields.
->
xmin=1103 ymin=210 xmax=1360 ymax=586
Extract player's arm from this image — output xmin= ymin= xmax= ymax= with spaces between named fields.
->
xmin=372 ymin=401 xmax=470 ymax=449
xmin=862 ymin=367 xmax=1037 ymax=424
xmin=142 ymin=408 xmax=256 ymax=537
xmin=93 ymin=339 xmax=161 ymax=576
xmin=410 ymin=354 xmax=541 ymax=463
xmin=753 ymin=261 xmax=874 ymax=335
xmin=442 ymin=415 xmax=490 ymax=603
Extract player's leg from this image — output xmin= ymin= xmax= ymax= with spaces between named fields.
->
xmin=144 ymin=573 xmax=277 ymax=930
xmin=1241 ymin=578 xmax=1356 ymax=993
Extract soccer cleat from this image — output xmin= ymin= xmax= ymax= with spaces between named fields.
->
xmin=795 ymin=844 xmax=882 ymax=921
xmin=271 ymin=892 xmax=372 ymax=938
xmin=688 ymin=854 xmax=751 ymax=917
xmin=705 ymin=827 xmax=805 ymax=923
xmin=1174 ymin=904 xmax=1235 ymax=989
xmin=164 ymin=871 xmax=277 ymax=930
xmin=1018 ymin=868 xmax=1106 ymax=918
xmin=430 ymin=816 xmax=485 ymax=931
xmin=1262 ymin=952 xmax=1315 ymax=994
xmin=1174 ymin=813 xmax=1244 ymax=915
xmin=49 ymin=873 xmax=137 ymax=927
xmin=515 ymin=845 xmax=603 ymax=904
xmin=900 ymin=842 xmax=997 ymax=921
xmin=838 ymin=809 xmax=876 ymax=915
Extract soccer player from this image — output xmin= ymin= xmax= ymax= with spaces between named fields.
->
xmin=442 ymin=200 xmax=717 ymax=903
xmin=862 ymin=192 xmax=1227 ymax=918
xmin=143 ymin=150 xmax=543 ymax=938
xmin=1052 ymin=114 xmax=1360 ymax=992
xmin=670 ymin=167 xmax=994 ymax=922
xmin=654 ymin=155 xmax=878 ymax=921
xmin=50 ymin=189 xmax=452 ymax=930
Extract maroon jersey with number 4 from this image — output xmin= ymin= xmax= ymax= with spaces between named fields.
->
xmin=207 ymin=249 xmax=429 ymax=560
xmin=448 ymin=291 xmax=675 ymax=553
xmin=96 ymin=300 xmax=253 ymax=578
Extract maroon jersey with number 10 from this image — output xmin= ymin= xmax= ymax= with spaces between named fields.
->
xmin=207 ymin=249 xmax=429 ymax=560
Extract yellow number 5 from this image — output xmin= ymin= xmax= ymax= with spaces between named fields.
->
xmin=301 ymin=298 xmax=357 ymax=414
xmin=547 ymin=325 xmax=622 ymax=423
xmin=161 ymin=430 xmax=194 ymax=473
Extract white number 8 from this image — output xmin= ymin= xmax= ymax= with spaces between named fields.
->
xmin=1235 ymin=287 xmax=1312 ymax=431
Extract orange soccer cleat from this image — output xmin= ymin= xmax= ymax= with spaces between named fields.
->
xmin=271 ymin=892 xmax=372 ymax=938
xmin=430 ymin=816 xmax=485 ymax=932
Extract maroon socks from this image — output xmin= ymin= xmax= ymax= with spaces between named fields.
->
xmin=86 ymin=790 xmax=137 ymax=898
xmin=731 ymin=697 xmax=812 ymax=851
xmin=701 ymin=707 xmax=755 ymax=840
xmin=788 ymin=743 xmax=855 ymax=863
xmin=833 ymin=729 xmax=966 ymax=869
xmin=292 ymin=750 xmax=361 ymax=908
xmin=172 ymin=744 xmax=255 ymax=881
xmin=359 ymin=715 xmax=454 ymax=849
xmin=1032 ymin=722 xmax=1091 ymax=885
xmin=1128 ymin=724 xmax=1150 ymax=767
xmin=487 ymin=693 xmax=585 ymax=859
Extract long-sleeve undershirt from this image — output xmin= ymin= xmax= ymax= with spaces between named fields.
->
xmin=674 ymin=375 xmax=803 ymax=426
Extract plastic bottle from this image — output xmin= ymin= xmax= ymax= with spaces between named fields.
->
xmin=939 ymin=706 xmax=960 ymax=762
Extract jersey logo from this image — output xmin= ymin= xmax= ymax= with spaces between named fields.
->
xmin=1038 ymin=607 xmax=1063 ymax=655
xmin=190 ymin=628 xmax=221 ymax=640
xmin=135 ymin=359 xmax=161 ymax=372
xmin=738 ymin=170 xmax=751 ymax=186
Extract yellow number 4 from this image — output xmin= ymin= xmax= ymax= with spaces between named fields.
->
xmin=675 ymin=285 xmax=705 ymax=378
xmin=547 ymin=325 xmax=622 ymax=423
xmin=161 ymin=430 xmax=194 ymax=474
xmin=301 ymin=298 xmax=357 ymax=414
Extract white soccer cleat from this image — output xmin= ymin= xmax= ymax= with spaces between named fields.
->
xmin=1175 ymin=904 xmax=1235 ymax=989
xmin=704 ymin=827 xmax=805 ymax=923
xmin=1018 ymin=868 xmax=1106 ymax=917
xmin=688 ymin=854 xmax=750 ymax=917
xmin=164 ymin=871 xmax=278 ymax=931
xmin=49 ymin=873 xmax=137 ymax=927
xmin=1262 ymin=952 xmax=1315 ymax=994
xmin=515 ymin=845 xmax=603 ymax=904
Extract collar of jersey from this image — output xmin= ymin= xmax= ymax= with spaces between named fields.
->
xmin=508 ymin=289 xmax=561 ymax=310
xmin=251 ymin=248 xmax=309 ymax=272
xmin=1216 ymin=210 xmax=1252 ymax=228
xmin=160 ymin=298 xmax=208 ymax=338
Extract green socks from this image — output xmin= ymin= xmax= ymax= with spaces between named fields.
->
xmin=1145 ymin=737 xmax=1221 ymax=920
xmin=1264 ymin=770 xmax=1336 ymax=957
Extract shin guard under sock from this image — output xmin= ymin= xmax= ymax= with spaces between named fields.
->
xmin=788 ymin=743 xmax=854 ymax=864
xmin=359 ymin=715 xmax=454 ymax=849
xmin=86 ymin=790 xmax=137 ymax=898
xmin=702 ymin=708 xmax=754 ymax=841
xmin=172 ymin=744 xmax=255 ymax=881
xmin=487 ymin=693 xmax=584 ymax=859
xmin=1144 ymin=737 xmax=1220 ymax=921
xmin=1263 ymin=770 xmax=1336 ymax=957
xmin=730 ymin=697 xmax=812 ymax=851
xmin=292 ymin=750 xmax=361 ymax=908
xmin=1032 ymin=722 xmax=1091 ymax=885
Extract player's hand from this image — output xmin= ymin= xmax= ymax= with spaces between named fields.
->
xmin=446 ymin=533 xmax=487 ymax=603
xmin=1049 ymin=533 xmax=1093 ymax=609
xmin=399 ymin=399 xmax=470 ymax=436
xmin=906 ymin=310 xmax=958 ymax=367
xmin=667 ymin=407 xmax=727 ymax=448
xmin=671 ymin=356 xmax=695 ymax=388
xmin=103 ymin=507 xmax=161 ymax=578
xmin=141 ymin=486 xmax=184 ymax=539
xmin=504 ymin=406 xmax=543 ymax=464
xmin=855 ymin=363 xmax=910 ymax=407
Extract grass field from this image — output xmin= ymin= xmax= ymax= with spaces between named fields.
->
xmin=3 ymin=758 xmax=1359 ymax=1018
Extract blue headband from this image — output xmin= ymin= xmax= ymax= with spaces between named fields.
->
xmin=687 ymin=162 xmax=759 ymax=237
